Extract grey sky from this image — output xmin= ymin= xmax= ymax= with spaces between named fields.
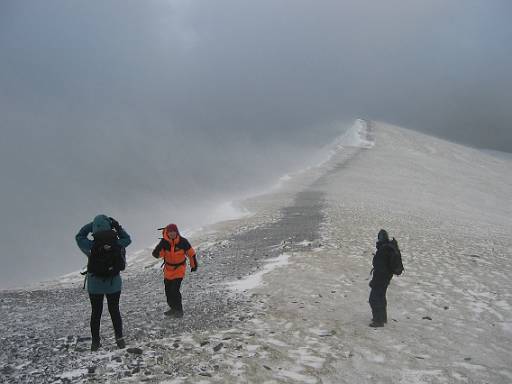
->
xmin=0 ymin=1 xmax=511 ymax=288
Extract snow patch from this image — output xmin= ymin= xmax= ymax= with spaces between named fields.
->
xmin=227 ymin=254 xmax=290 ymax=292
xmin=312 ymin=118 xmax=375 ymax=168
xmin=59 ymin=368 xmax=88 ymax=379
xmin=278 ymin=369 xmax=317 ymax=384
xmin=337 ymin=118 xmax=375 ymax=149
xmin=292 ymin=347 xmax=326 ymax=369
xmin=398 ymin=369 xmax=445 ymax=384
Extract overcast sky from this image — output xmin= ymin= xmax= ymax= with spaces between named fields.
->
xmin=0 ymin=0 xmax=511 ymax=288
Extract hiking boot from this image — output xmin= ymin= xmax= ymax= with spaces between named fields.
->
xmin=164 ymin=308 xmax=184 ymax=318
xmin=371 ymin=307 xmax=386 ymax=325
xmin=369 ymin=320 xmax=384 ymax=328
xmin=91 ymin=339 xmax=101 ymax=352
xmin=116 ymin=337 xmax=126 ymax=349
xmin=173 ymin=310 xmax=184 ymax=318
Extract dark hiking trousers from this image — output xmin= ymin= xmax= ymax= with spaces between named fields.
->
xmin=164 ymin=278 xmax=183 ymax=311
xmin=89 ymin=291 xmax=123 ymax=340
xmin=369 ymin=284 xmax=388 ymax=323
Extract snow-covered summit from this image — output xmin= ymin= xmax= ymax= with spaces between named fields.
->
xmin=336 ymin=118 xmax=375 ymax=149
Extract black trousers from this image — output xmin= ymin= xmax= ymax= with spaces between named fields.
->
xmin=164 ymin=278 xmax=183 ymax=311
xmin=89 ymin=291 xmax=123 ymax=340
xmin=369 ymin=284 xmax=388 ymax=322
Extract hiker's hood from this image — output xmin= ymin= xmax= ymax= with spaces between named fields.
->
xmin=376 ymin=229 xmax=390 ymax=249
xmin=163 ymin=223 xmax=180 ymax=243
xmin=377 ymin=229 xmax=389 ymax=243
xmin=92 ymin=214 xmax=112 ymax=234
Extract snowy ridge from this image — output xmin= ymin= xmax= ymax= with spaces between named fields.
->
xmin=313 ymin=118 xmax=375 ymax=167
xmin=1 ymin=121 xmax=511 ymax=383
xmin=336 ymin=118 xmax=375 ymax=149
xmin=46 ymin=119 xmax=373 ymax=291
xmin=33 ymin=121 xmax=371 ymax=290
xmin=271 ymin=118 xmax=375 ymax=191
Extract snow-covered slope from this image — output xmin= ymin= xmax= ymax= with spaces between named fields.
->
xmin=234 ymin=121 xmax=512 ymax=383
xmin=1 ymin=120 xmax=510 ymax=383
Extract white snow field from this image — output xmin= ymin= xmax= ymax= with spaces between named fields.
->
xmin=1 ymin=120 xmax=511 ymax=383
xmin=218 ymin=121 xmax=512 ymax=384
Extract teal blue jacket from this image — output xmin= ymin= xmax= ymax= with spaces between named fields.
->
xmin=76 ymin=215 xmax=132 ymax=294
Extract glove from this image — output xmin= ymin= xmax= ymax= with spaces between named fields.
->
xmin=152 ymin=241 xmax=163 ymax=258
xmin=191 ymin=266 xmax=197 ymax=272
xmin=109 ymin=217 xmax=122 ymax=232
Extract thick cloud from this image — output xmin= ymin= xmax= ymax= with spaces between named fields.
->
xmin=0 ymin=0 xmax=510 ymax=287
xmin=2 ymin=1 xmax=511 ymax=146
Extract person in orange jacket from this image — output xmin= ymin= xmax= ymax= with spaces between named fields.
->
xmin=152 ymin=223 xmax=198 ymax=317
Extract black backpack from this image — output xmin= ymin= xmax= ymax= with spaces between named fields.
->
xmin=388 ymin=238 xmax=404 ymax=276
xmin=88 ymin=230 xmax=126 ymax=278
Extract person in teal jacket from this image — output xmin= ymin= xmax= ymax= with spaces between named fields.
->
xmin=76 ymin=214 xmax=131 ymax=351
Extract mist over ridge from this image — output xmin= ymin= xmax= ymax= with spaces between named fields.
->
xmin=1 ymin=1 xmax=511 ymax=288
xmin=0 ymin=112 xmax=346 ymax=289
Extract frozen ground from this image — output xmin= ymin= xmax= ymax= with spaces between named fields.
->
xmin=1 ymin=120 xmax=511 ymax=383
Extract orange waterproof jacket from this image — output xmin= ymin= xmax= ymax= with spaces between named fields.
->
xmin=152 ymin=226 xmax=197 ymax=280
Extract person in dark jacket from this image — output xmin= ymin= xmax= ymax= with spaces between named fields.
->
xmin=152 ymin=223 xmax=197 ymax=318
xmin=76 ymin=214 xmax=132 ymax=351
xmin=369 ymin=229 xmax=395 ymax=327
